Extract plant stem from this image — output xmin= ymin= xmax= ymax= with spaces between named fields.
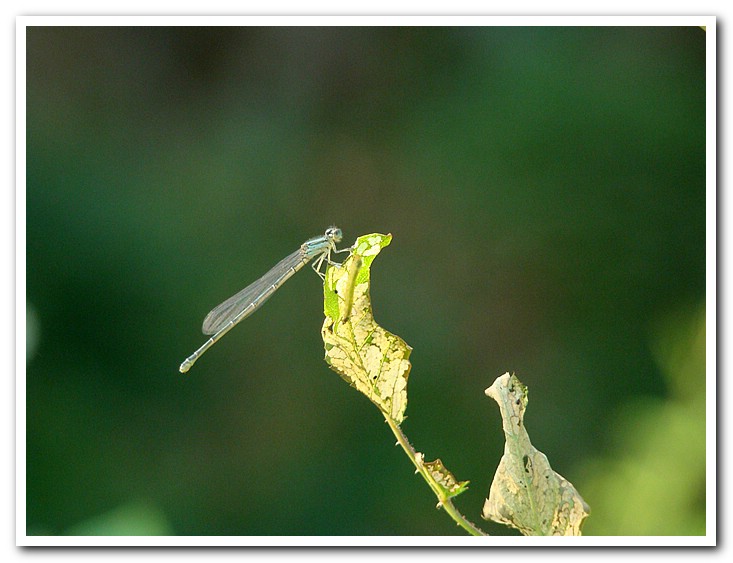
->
xmin=383 ymin=414 xmax=488 ymax=536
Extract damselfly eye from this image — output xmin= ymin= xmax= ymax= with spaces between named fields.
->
xmin=327 ymin=227 xmax=343 ymax=242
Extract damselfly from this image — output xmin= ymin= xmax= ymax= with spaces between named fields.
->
xmin=180 ymin=226 xmax=345 ymax=373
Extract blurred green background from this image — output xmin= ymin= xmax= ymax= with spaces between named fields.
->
xmin=25 ymin=25 xmax=707 ymax=536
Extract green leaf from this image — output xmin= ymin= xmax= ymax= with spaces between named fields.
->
xmin=321 ymin=233 xmax=412 ymax=425
xmin=483 ymin=373 xmax=590 ymax=536
xmin=65 ymin=500 xmax=172 ymax=536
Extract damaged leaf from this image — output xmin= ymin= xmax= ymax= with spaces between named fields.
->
xmin=321 ymin=233 xmax=412 ymax=425
xmin=483 ymin=373 xmax=590 ymax=536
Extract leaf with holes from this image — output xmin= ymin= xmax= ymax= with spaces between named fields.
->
xmin=321 ymin=233 xmax=411 ymax=425
xmin=483 ymin=373 xmax=590 ymax=536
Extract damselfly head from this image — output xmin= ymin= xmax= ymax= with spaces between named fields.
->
xmin=326 ymin=226 xmax=343 ymax=243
